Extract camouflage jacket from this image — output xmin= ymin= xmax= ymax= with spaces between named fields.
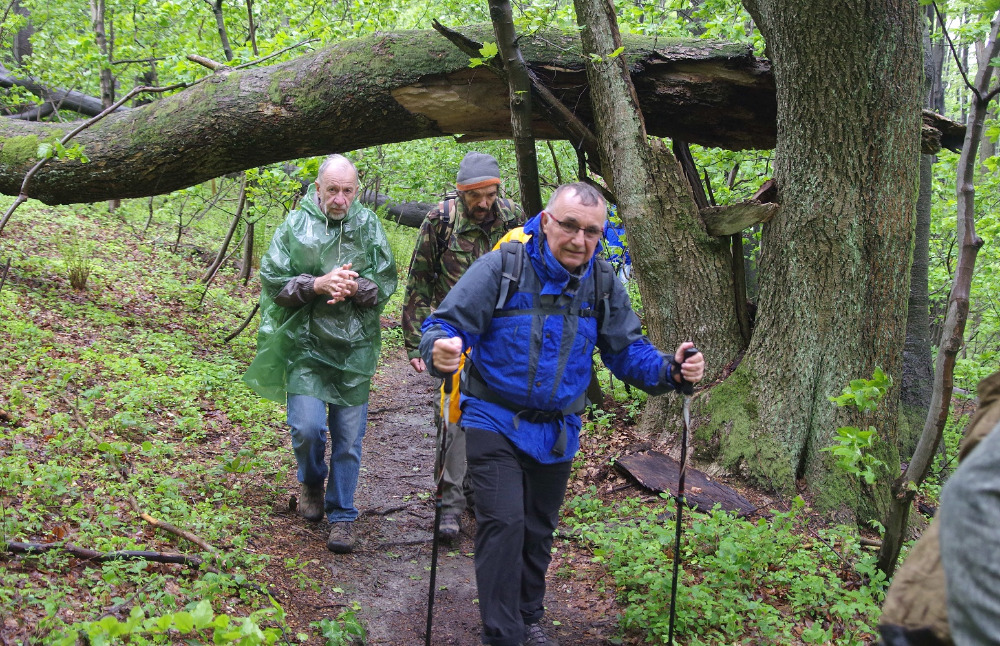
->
xmin=402 ymin=195 xmax=526 ymax=359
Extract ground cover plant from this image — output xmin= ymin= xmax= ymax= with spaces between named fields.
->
xmin=0 ymin=199 xmax=376 ymax=643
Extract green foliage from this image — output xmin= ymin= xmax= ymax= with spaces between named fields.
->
xmin=313 ymin=603 xmax=368 ymax=645
xmin=60 ymin=228 xmax=94 ymax=290
xmin=821 ymin=369 xmax=891 ymax=486
xmin=827 ymin=367 xmax=890 ymax=414
xmin=37 ymin=141 xmax=89 ymax=163
xmin=52 ymin=599 xmax=286 ymax=645
xmin=823 ymin=427 xmax=885 ymax=486
xmin=468 ymin=41 xmax=498 ymax=68
xmin=562 ymin=492 xmax=884 ymax=644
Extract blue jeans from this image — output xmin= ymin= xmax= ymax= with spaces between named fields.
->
xmin=287 ymin=394 xmax=368 ymax=522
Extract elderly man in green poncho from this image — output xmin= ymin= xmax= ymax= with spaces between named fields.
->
xmin=243 ymin=154 xmax=397 ymax=553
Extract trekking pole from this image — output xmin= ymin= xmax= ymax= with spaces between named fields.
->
xmin=425 ymin=370 xmax=454 ymax=646
xmin=667 ymin=346 xmax=699 ymax=645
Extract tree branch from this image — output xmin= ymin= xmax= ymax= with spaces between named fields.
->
xmin=128 ymin=497 xmax=218 ymax=554
xmin=6 ymin=541 xmax=206 ymax=568
xmin=0 ymin=82 xmax=187 ymax=236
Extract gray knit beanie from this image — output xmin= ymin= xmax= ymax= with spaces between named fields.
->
xmin=455 ymin=152 xmax=501 ymax=191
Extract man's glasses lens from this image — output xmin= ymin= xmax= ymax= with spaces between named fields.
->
xmin=550 ymin=212 xmax=603 ymax=240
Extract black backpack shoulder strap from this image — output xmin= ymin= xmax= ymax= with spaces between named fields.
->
xmin=431 ymin=197 xmax=457 ymax=269
xmin=495 ymin=240 xmax=524 ymax=311
xmin=592 ymin=257 xmax=614 ymax=331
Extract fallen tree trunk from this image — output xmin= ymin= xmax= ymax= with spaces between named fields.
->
xmin=359 ymin=189 xmax=433 ymax=227
xmin=0 ymin=26 xmax=962 ymax=207
xmin=0 ymin=27 xmax=766 ymax=205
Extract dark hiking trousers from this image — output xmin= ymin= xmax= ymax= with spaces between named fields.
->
xmin=465 ymin=427 xmax=573 ymax=646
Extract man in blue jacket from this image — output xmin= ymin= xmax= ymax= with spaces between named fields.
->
xmin=420 ymin=182 xmax=704 ymax=646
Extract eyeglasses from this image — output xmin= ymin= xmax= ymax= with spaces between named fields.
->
xmin=544 ymin=210 xmax=603 ymax=241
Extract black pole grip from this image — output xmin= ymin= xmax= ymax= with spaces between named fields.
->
xmin=680 ymin=346 xmax=699 ymax=395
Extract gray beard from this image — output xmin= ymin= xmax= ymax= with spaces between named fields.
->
xmin=316 ymin=192 xmax=348 ymax=220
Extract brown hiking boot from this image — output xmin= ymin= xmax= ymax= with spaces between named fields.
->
xmin=298 ymin=483 xmax=324 ymax=521
xmin=437 ymin=513 xmax=460 ymax=542
xmin=327 ymin=521 xmax=357 ymax=553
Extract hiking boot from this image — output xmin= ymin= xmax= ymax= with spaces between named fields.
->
xmin=299 ymin=483 xmax=324 ymax=521
xmin=437 ymin=513 xmax=460 ymax=542
xmin=522 ymin=623 xmax=559 ymax=646
xmin=327 ymin=521 xmax=357 ymax=554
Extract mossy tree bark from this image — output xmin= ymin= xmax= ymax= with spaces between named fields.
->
xmin=698 ymin=0 xmax=923 ymax=519
xmin=571 ymin=0 xmax=743 ymax=437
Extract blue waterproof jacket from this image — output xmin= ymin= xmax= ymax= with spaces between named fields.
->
xmin=420 ymin=213 xmax=679 ymax=463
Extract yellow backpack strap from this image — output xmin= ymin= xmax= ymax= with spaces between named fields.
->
xmin=492 ymin=226 xmax=531 ymax=251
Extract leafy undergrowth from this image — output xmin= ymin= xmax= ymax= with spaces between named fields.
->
xmin=560 ymin=388 xmax=888 ymax=645
xmin=562 ymin=491 xmax=885 ymax=645
xmin=0 ymin=203 xmax=367 ymax=643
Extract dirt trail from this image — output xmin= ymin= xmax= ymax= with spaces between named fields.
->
xmin=256 ymin=348 xmax=619 ymax=645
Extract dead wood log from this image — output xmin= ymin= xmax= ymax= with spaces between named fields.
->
xmin=701 ymin=201 xmax=780 ymax=236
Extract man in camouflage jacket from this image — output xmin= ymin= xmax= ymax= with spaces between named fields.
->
xmin=402 ymin=152 xmax=526 ymax=541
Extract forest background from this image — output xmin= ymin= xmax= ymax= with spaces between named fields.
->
xmin=0 ymin=0 xmax=998 ymax=643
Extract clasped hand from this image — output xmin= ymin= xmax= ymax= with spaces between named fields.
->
xmin=314 ymin=263 xmax=359 ymax=305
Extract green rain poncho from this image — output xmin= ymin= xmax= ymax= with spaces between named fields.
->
xmin=243 ymin=187 xmax=397 ymax=406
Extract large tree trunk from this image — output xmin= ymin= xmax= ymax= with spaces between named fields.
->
xmin=900 ymin=154 xmax=935 ymax=456
xmin=0 ymin=26 xmax=955 ymax=206
xmin=694 ymin=0 xmax=923 ymax=520
xmin=900 ymin=23 xmax=939 ymax=457
xmin=571 ymin=0 xmax=743 ymax=438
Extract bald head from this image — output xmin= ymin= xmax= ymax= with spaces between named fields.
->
xmin=315 ymin=154 xmax=359 ymax=220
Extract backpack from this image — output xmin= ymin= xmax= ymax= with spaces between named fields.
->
xmin=492 ymin=240 xmax=614 ymax=333
xmin=461 ymin=241 xmax=617 ymax=456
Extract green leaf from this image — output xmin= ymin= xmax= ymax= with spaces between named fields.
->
xmin=192 ymin=600 xmax=215 ymax=628
xmin=37 ymin=143 xmax=54 ymax=160
xmin=173 ymin=611 xmax=195 ymax=632
xmin=479 ymin=41 xmax=498 ymax=59
xmin=608 ymin=46 xmax=625 ymax=58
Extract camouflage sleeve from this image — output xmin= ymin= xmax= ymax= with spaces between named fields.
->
xmin=402 ymin=211 xmax=442 ymax=359
xmin=512 ymin=201 xmax=528 ymax=227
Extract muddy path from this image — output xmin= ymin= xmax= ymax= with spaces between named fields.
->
xmin=254 ymin=347 xmax=620 ymax=645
